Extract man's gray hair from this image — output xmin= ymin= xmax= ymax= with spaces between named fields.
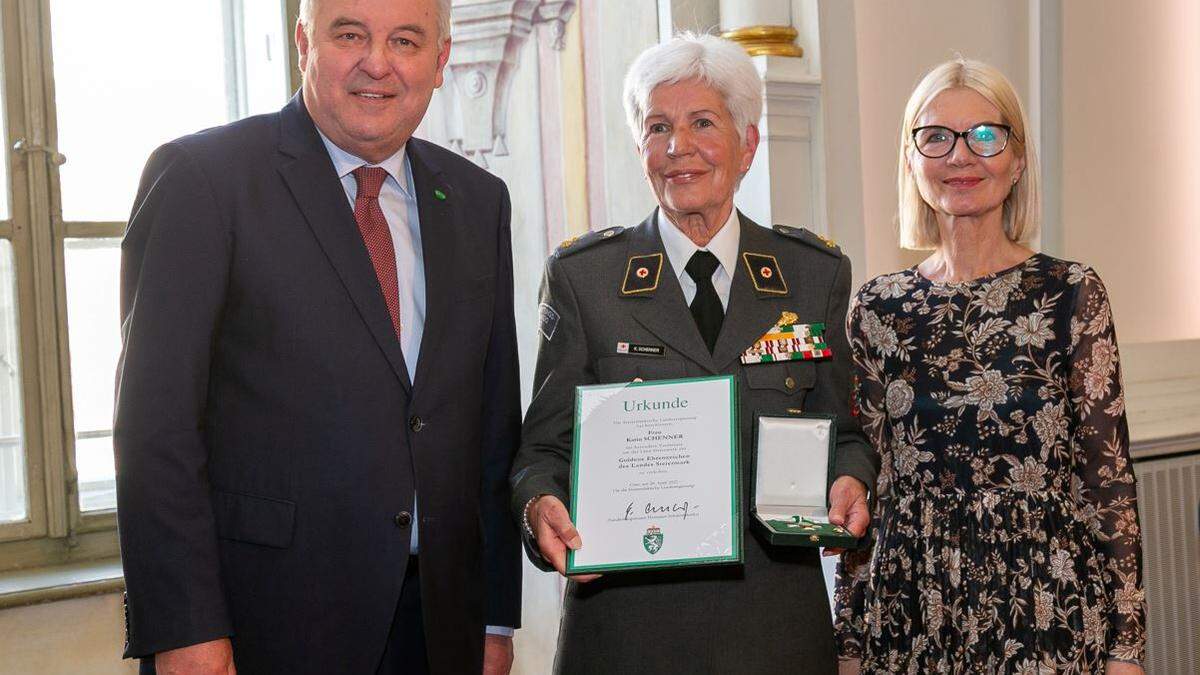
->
xmin=299 ymin=0 xmax=453 ymax=43
xmin=622 ymin=33 xmax=762 ymax=146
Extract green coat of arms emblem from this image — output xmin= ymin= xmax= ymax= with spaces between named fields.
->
xmin=643 ymin=525 xmax=663 ymax=554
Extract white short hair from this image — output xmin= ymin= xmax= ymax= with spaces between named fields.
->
xmin=622 ymin=33 xmax=762 ymax=146
xmin=299 ymin=0 xmax=452 ymax=43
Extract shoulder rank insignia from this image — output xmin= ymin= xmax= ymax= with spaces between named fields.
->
xmin=621 ymin=253 xmax=663 ymax=295
xmin=554 ymin=226 xmax=626 ymax=258
xmin=742 ymin=252 xmax=789 ymax=295
xmin=772 ymin=224 xmax=843 ymax=258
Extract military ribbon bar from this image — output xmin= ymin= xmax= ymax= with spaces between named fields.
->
xmin=740 ymin=321 xmax=832 ymax=365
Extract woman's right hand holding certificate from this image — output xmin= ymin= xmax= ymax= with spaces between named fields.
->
xmin=527 ymin=495 xmax=601 ymax=583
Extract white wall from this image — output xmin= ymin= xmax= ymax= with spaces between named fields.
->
xmin=1060 ymin=0 xmax=1200 ymax=343
xmin=813 ymin=0 xmax=868 ymax=275
xmin=591 ymin=2 xmax=661 ymax=229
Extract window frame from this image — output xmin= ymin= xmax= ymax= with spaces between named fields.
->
xmin=0 ymin=0 xmax=302 ymax=573
xmin=0 ymin=0 xmax=63 ymax=556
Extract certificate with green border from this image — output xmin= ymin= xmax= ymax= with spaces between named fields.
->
xmin=566 ymin=375 xmax=742 ymax=574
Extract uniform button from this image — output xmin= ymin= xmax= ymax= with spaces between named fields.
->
xmin=394 ymin=511 xmax=413 ymax=528
xmin=409 ymin=416 xmax=425 ymax=432
xmin=784 ymin=376 xmax=797 ymax=390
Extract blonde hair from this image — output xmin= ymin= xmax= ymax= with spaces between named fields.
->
xmin=897 ymin=58 xmax=1040 ymax=250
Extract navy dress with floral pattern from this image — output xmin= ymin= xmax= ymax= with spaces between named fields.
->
xmin=834 ymin=254 xmax=1146 ymax=673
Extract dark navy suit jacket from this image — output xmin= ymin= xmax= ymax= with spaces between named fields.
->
xmin=115 ymin=94 xmax=522 ymax=674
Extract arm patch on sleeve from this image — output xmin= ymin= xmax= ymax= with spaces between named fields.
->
xmin=538 ymin=303 xmax=560 ymax=341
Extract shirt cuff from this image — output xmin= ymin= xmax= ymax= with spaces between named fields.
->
xmin=485 ymin=625 xmax=514 ymax=637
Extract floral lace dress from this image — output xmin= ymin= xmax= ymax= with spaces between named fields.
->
xmin=833 ymin=254 xmax=1146 ymax=673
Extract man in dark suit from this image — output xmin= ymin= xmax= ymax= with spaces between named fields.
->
xmin=114 ymin=1 xmax=521 ymax=673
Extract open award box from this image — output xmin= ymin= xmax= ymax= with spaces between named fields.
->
xmin=750 ymin=412 xmax=861 ymax=549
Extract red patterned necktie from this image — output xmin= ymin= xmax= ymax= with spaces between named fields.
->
xmin=352 ymin=166 xmax=401 ymax=339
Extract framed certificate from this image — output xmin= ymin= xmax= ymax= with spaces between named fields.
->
xmin=565 ymin=375 xmax=742 ymax=574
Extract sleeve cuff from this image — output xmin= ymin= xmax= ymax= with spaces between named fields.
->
xmin=485 ymin=625 xmax=515 ymax=637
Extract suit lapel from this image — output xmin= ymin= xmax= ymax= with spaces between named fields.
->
xmin=407 ymin=140 xmax=456 ymax=395
xmin=276 ymin=95 xmax=412 ymax=392
xmin=625 ymin=212 xmax=718 ymax=373
xmin=711 ymin=213 xmax=792 ymax=370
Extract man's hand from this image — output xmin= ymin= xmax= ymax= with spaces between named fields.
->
xmin=527 ymin=495 xmax=600 ymax=582
xmin=482 ymin=634 xmax=514 ymax=675
xmin=155 ymin=638 xmax=236 ymax=675
xmin=1105 ymin=661 xmax=1144 ymax=675
xmin=824 ymin=476 xmax=870 ymax=556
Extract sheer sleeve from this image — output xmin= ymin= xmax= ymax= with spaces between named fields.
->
xmin=833 ymin=291 xmax=892 ymax=659
xmin=1066 ymin=267 xmax=1146 ymax=663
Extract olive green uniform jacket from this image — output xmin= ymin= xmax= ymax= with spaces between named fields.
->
xmin=511 ymin=211 xmax=878 ymax=674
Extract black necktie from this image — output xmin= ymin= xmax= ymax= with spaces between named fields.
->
xmin=685 ymin=250 xmax=724 ymax=352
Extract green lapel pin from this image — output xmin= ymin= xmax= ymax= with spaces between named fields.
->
xmin=433 ymin=189 xmax=447 ymax=201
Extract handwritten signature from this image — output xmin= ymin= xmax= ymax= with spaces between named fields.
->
xmin=623 ymin=500 xmax=697 ymax=520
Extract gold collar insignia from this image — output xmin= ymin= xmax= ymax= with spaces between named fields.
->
xmin=742 ymin=252 xmax=788 ymax=295
xmin=621 ymin=253 xmax=664 ymax=295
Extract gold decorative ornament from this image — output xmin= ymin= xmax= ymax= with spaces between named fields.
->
xmin=720 ymin=25 xmax=803 ymax=58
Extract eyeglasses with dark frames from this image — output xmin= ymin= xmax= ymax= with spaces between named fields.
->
xmin=911 ymin=123 xmax=1013 ymax=159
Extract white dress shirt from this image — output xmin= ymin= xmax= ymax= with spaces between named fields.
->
xmin=657 ymin=206 xmax=740 ymax=309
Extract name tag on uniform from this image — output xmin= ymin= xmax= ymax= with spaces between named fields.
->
xmin=617 ymin=341 xmax=664 ymax=357
xmin=741 ymin=313 xmax=831 ymax=364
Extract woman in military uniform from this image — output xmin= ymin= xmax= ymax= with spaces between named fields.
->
xmin=510 ymin=33 xmax=877 ymax=674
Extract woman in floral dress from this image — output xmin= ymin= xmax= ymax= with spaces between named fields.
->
xmin=833 ymin=59 xmax=1145 ymax=674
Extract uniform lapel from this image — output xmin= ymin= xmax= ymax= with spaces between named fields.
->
xmin=276 ymin=95 xmax=412 ymax=393
xmin=625 ymin=212 xmax=718 ymax=373
xmin=711 ymin=213 xmax=792 ymax=370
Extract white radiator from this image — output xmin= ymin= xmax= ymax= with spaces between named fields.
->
xmin=1134 ymin=451 xmax=1200 ymax=674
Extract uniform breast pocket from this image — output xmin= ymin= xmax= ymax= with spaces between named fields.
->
xmin=742 ymin=361 xmax=816 ymax=412
xmin=595 ymin=356 xmax=687 ymax=384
